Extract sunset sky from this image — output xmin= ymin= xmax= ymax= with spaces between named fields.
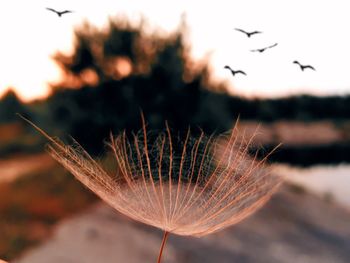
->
xmin=1 ymin=0 xmax=350 ymax=101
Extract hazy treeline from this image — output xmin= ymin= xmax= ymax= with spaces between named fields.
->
xmin=0 ymin=18 xmax=349 ymax=163
xmin=2 ymin=88 xmax=350 ymax=126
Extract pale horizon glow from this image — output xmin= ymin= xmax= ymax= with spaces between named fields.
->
xmin=1 ymin=0 xmax=350 ymax=101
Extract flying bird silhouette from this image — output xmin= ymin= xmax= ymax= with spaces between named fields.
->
xmin=224 ymin=65 xmax=247 ymax=76
xmin=46 ymin=8 xmax=73 ymax=17
xmin=235 ymin=28 xmax=262 ymax=38
xmin=250 ymin=43 xmax=278 ymax=53
xmin=293 ymin=61 xmax=316 ymax=71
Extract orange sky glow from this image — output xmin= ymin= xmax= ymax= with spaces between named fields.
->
xmin=1 ymin=0 xmax=350 ymax=102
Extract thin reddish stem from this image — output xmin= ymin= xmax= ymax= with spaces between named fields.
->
xmin=157 ymin=231 xmax=169 ymax=263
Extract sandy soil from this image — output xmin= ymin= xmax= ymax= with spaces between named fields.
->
xmin=14 ymin=185 xmax=350 ymax=263
xmin=0 ymin=153 xmax=55 ymax=183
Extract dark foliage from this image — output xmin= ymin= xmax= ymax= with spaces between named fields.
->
xmin=1 ymin=17 xmax=349 ymax=163
xmin=45 ymin=19 xmax=234 ymax=153
xmin=0 ymin=90 xmax=31 ymax=124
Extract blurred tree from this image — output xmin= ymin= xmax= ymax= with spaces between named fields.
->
xmin=0 ymin=89 xmax=30 ymax=123
xmin=43 ymin=17 xmax=350 ymax=155
xmin=48 ymin=17 xmax=233 ymax=153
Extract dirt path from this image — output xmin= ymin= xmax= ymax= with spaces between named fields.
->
xmin=0 ymin=153 xmax=55 ymax=183
xmin=14 ymin=186 xmax=350 ymax=263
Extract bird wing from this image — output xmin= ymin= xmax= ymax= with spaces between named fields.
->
xmin=235 ymin=28 xmax=248 ymax=34
xmin=293 ymin=63 xmax=303 ymax=70
xmin=236 ymin=70 xmax=247 ymax=75
xmin=61 ymin=10 xmax=73 ymax=15
xmin=305 ymin=65 xmax=316 ymax=71
xmin=46 ymin=7 xmax=58 ymax=13
xmin=267 ymin=43 xmax=278 ymax=49
xmin=250 ymin=49 xmax=259 ymax=52
xmin=251 ymin=31 xmax=262 ymax=35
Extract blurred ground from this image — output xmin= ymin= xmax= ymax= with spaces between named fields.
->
xmin=0 ymin=154 xmax=54 ymax=183
xmin=0 ymin=159 xmax=96 ymax=260
xmin=1 ymin=121 xmax=350 ymax=262
xmin=13 ymin=185 xmax=350 ymax=263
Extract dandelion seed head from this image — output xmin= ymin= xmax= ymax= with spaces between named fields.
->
xmin=44 ymin=119 xmax=281 ymax=237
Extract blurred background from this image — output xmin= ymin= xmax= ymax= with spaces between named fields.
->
xmin=1 ymin=1 xmax=350 ymax=262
